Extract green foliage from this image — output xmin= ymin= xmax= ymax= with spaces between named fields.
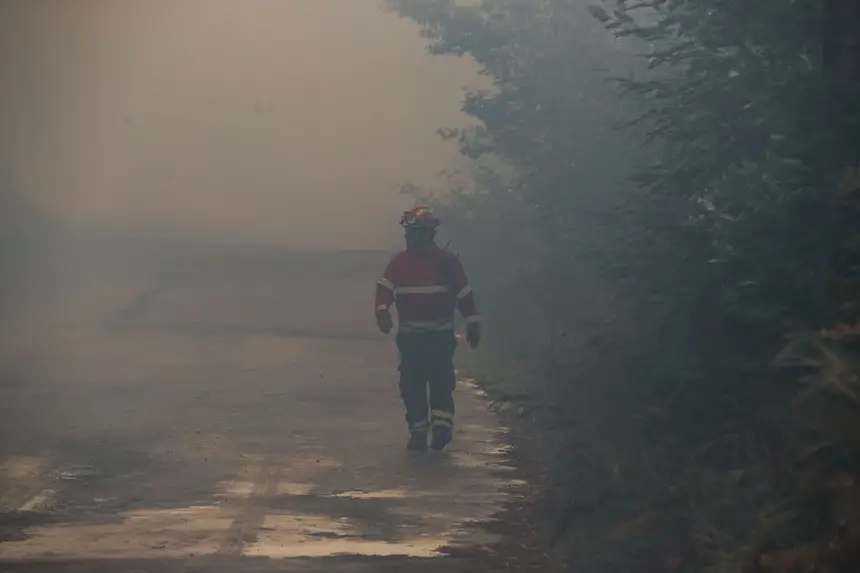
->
xmin=386 ymin=0 xmax=860 ymax=571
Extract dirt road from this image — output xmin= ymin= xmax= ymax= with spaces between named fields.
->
xmin=0 ymin=245 xmax=522 ymax=572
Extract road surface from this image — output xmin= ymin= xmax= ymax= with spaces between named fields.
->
xmin=0 ymin=245 xmax=522 ymax=572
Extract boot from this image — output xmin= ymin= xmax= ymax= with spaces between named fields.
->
xmin=430 ymin=425 xmax=452 ymax=451
xmin=407 ymin=430 xmax=427 ymax=451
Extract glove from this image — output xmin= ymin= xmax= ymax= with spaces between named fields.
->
xmin=375 ymin=308 xmax=393 ymax=335
xmin=466 ymin=321 xmax=481 ymax=349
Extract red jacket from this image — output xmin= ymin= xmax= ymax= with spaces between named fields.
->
xmin=375 ymin=245 xmax=479 ymax=334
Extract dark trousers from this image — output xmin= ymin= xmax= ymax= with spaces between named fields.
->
xmin=396 ymin=330 xmax=457 ymax=433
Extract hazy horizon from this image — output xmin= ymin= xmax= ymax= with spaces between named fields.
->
xmin=0 ymin=0 xmax=482 ymax=250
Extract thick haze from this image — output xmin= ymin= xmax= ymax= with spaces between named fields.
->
xmin=0 ymin=0 xmax=480 ymax=249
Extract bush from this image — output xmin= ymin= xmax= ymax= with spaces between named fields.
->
xmin=387 ymin=0 xmax=860 ymax=571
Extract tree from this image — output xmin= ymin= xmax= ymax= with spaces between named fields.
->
xmin=388 ymin=0 xmax=860 ymax=571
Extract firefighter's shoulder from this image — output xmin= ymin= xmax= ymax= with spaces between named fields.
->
xmin=384 ymin=250 xmax=409 ymax=269
xmin=389 ymin=250 xmax=409 ymax=262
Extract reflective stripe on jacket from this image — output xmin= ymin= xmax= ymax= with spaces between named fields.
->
xmin=374 ymin=246 xmax=479 ymax=332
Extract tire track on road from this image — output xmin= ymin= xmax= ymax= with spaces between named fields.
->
xmin=217 ymin=463 xmax=282 ymax=557
xmin=0 ymin=454 xmax=54 ymax=514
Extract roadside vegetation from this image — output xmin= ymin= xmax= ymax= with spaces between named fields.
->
xmin=385 ymin=1 xmax=860 ymax=571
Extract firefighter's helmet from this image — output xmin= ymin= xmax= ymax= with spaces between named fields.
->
xmin=399 ymin=206 xmax=440 ymax=230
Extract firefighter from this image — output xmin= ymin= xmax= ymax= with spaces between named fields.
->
xmin=374 ymin=206 xmax=481 ymax=451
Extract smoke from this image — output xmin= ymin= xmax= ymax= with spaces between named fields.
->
xmin=0 ymin=0 xmax=480 ymax=249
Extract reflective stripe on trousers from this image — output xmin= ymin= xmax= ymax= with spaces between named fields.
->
xmin=397 ymin=331 xmax=457 ymax=433
xmin=430 ymin=409 xmax=454 ymax=428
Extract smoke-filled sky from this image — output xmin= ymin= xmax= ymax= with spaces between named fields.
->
xmin=0 ymin=0 xmax=480 ymax=249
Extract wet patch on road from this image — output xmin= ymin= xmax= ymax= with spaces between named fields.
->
xmin=0 ymin=253 xmax=531 ymax=571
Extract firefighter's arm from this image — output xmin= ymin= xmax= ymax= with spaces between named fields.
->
xmin=374 ymin=257 xmax=397 ymax=334
xmin=449 ymin=256 xmax=481 ymax=348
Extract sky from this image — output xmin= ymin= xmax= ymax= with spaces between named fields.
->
xmin=0 ymin=0 xmax=481 ymax=249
